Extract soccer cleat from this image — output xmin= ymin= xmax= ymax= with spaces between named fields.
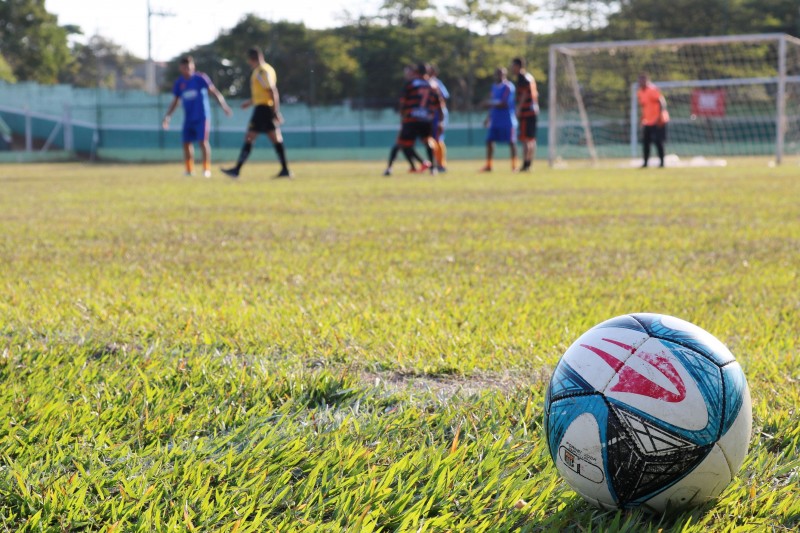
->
xmin=203 ymin=170 xmax=212 ymax=178
xmin=183 ymin=171 xmax=194 ymax=177
xmin=437 ymin=166 xmax=447 ymax=173
xmin=383 ymin=168 xmax=393 ymax=177
xmin=479 ymin=165 xmax=492 ymax=172
xmin=221 ymin=167 xmax=239 ymax=178
xmin=418 ymin=161 xmax=433 ymax=173
xmin=274 ymin=168 xmax=293 ymax=179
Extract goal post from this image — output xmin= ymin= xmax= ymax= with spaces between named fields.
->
xmin=548 ymin=33 xmax=800 ymax=167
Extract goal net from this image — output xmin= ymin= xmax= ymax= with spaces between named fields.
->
xmin=547 ymin=33 xmax=800 ymax=166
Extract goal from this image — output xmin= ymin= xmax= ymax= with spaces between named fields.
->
xmin=547 ymin=33 xmax=800 ymax=166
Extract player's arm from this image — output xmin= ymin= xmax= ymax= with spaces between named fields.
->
xmin=208 ymin=85 xmax=233 ymax=116
xmin=657 ymin=94 xmax=668 ymax=126
xmin=270 ymin=83 xmax=283 ymax=124
xmin=162 ymin=96 xmax=180 ymax=129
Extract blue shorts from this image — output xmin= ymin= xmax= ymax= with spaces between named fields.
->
xmin=182 ymin=119 xmax=209 ymax=144
xmin=486 ymin=125 xmax=516 ymax=143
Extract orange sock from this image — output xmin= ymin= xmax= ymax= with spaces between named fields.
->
xmin=433 ymin=142 xmax=442 ymax=167
xmin=203 ymin=161 xmax=210 ymax=172
xmin=185 ymin=159 xmax=194 ymax=174
xmin=439 ymin=142 xmax=447 ymax=168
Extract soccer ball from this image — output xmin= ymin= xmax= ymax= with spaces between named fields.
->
xmin=544 ymin=313 xmax=751 ymax=513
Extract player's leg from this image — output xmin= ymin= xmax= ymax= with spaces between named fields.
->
xmin=482 ymin=139 xmax=494 ymax=172
xmin=510 ymin=126 xmax=518 ymax=170
xmin=510 ymin=139 xmax=518 ymax=171
xmin=223 ymin=107 xmax=263 ymax=178
xmin=655 ymin=125 xmax=666 ymax=167
xmin=641 ymin=126 xmax=652 ymax=168
xmin=437 ymin=133 xmax=448 ymax=172
xmin=181 ymin=121 xmax=197 ymax=175
xmin=200 ymin=120 xmax=211 ymax=177
xmin=519 ymin=116 xmax=536 ymax=171
xmin=182 ymin=143 xmax=194 ymax=175
xmin=420 ymin=123 xmax=436 ymax=175
xmin=390 ymin=123 xmax=418 ymax=175
xmin=403 ymin=145 xmax=425 ymax=172
xmin=385 ymin=144 xmax=401 ymax=176
xmin=223 ymin=129 xmax=257 ymax=178
xmin=437 ymin=113 xmax=448 ymax=172
xmin=267 ymin=128 xmax=291 ymax=177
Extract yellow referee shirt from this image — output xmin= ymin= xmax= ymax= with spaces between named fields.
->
xmin=251 ymin=62 xmax=277 ymax=106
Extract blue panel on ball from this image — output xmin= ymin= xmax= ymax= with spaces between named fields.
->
xmin=546 ymin=361 xmax=599 ymax=404
xmin=661 ymin=339 xmax=724 ymax=444
xmin=594 ymin=314 xmax=648 ymax=333
xmin=720 ymin=363 xmax=747 ymax=438
xmin=545 ymin=394 xmax=609 ymax=467
xmin=631 ymin=313 xmax=734 ymax=366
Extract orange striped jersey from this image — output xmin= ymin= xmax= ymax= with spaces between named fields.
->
xmin=515 ymin=72 xmax=538 ymax=118
xmin=400 ymin=78 xmax=440 ymax=123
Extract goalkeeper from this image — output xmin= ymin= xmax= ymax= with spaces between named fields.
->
xmin=637 ymin=73 xmax=669 ymax=168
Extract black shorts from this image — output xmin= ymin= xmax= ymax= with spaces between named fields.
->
xmin=643 ymin=124 xmax=667 ymax=143
xmin=248 ymin=105 xmax=277 ymax=133
xmin=518 ymin=115 xmax=537 ymax=141
xmin=397 ymin=121 xmax=432 ymax=147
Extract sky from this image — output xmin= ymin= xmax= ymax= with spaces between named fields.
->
xmin=47 ymin=0 xmax=381 ymax=61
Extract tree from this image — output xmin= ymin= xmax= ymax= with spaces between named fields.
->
xmin=0 ymin=0 xmax=75 ymax=83
xmin=61 ymin=35 xmax=144 ymax=90
xmin=445 ymin=0 xmax=537 ymax=34
xmin=546 ymin=0 xmax=620 ymax=31
xmin=379 ymin=0 xmax=434 ymax=29
xmin=0 ymin=53 xmax=15 ymax=83
xmin=163 ymin=15 xmax=359 ymax=105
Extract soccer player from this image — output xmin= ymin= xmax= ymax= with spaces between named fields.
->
xmin=511 ymin=57 xmax=538 ymax=172
xmin=481 ymin=67 xmax=517 ymax=172
xmin=428 ymin=64 xmax=450 ymax=172
xmin=222 ymin=47 xmax=291 ymax=179
xmin=637 ymin=72 xmax=669 ymax=168
xmin=162 ymin=56 xmax=232 ymax=178
xmin=383 ymin=63 xmax=443 ymax=177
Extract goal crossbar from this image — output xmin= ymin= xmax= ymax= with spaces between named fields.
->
xmin=548 ymin=33 xmax=800 ymax=166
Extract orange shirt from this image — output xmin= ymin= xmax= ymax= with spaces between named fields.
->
xmin=637 ymin=83 xmax=663 ymax=126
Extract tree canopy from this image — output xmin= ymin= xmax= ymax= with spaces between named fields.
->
xmin=1 ymin=0 xmax=799 ymax=110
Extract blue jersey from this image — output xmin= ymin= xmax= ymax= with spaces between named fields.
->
xmin=488 ymin=80 xmax=517 ymax=129
xmin=173 ymin=73 xmax=213 ymax=123
xmin=433 ymin=77 xmax=450 ymax=100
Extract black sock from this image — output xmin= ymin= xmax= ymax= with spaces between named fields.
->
xmin=236 ymin=141 xmax=252 ymax=171
xmin=402 ymin=147 xmax=417 ymax=170
xmin=275 ymin=142 xmax=288 ymax=170
xmin=388 ymin=145 xmax=400 ymax=167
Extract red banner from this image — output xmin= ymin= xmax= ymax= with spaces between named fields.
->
xmin=691 ymin=89 xmax=726 ymax=117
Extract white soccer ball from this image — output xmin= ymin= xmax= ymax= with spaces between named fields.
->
xmin=544 ymin=313 xmax=752 ymax=513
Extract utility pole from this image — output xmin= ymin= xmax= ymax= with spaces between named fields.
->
xmin=146 ymin=0 xmax=174 ymax=94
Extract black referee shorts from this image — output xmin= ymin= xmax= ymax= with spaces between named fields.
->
xmin=248 ymin=105 xmax=277 ymax=133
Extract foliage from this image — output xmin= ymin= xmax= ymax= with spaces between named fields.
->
xmin=379 ymin=0 xmax=435 ymax=28
xmin=60 ymin=35 xmax=145 ymax=90
xmin=0 ymin=159 xmax=798 ymax=531
xmin=0 ymin=0 xmax=74 ymax=83
xmin=0 ymin=52 xmax=15 ymax=83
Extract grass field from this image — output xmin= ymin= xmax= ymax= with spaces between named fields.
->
xmin=1 ymin=159 xmax=798 ymax=532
